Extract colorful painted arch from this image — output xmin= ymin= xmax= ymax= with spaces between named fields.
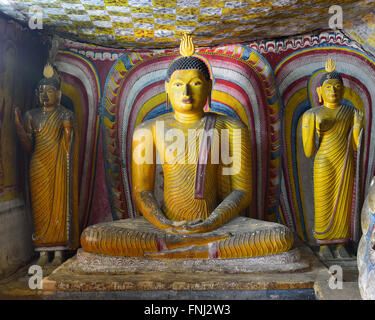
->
xmin=55 ymin=50 xmax=102 ymax=230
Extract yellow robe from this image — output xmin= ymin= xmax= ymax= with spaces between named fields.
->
xmin=313 ymin=104 xmax=356 ymax=244
xmin=26 ymin=105 xmax=79 ymax=250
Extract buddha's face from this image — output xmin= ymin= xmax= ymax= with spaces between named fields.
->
xmin=39 ymin=85 xmax=60 ymax=107
xmin=166 ymin=69 xmax=212 ymax=114
xmin=320 ymin=79 xmax=343 ymax=104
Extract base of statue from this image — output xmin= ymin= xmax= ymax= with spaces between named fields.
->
xmin=40 ymin=237 xmax=335 ymax=300
xmin=69 ymin=247 xmax=307 ymax=274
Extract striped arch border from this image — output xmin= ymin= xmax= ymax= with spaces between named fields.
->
xmin=101 ymin=45 xmax=283 ymax=222
xmin=55 ymin=50 xmax=102 ymax=229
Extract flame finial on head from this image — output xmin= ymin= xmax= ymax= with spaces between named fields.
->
xmin=39 ymin=63 xmax=61 ymax=90
xmin=43 ymin=63 xmax=54 ymax=78
xmin=180 ymin=33 xmax=195 ymax=57
xmin=325 ymin=58 xmax=336 ymax=73
xmin=319 ymin=57 xmax=343 ymax=86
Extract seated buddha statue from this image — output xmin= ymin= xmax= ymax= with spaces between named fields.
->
xmin=80 ymin=34 xmax=294 ymax=259
xmin=302 ymin=58 xmax=363 ymax=259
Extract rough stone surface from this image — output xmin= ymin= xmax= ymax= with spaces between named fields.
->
xmin=0 ymin=205 xmax=34 ymax=280
xmin=0 ymin=1 xmax=372 ymax=49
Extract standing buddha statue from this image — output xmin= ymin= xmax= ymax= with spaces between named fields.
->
xmin=80 ymin=34 xmax=294 ymax=259
xmin=302 ymin=58 xmax=363 ymax=259
xmin=14 ymin=64 xmax=79 ymax=266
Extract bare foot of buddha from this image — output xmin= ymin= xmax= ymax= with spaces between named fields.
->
xmin=319 ymin=245 xmax=334 ymax=260
xmin=51 ymin=251 xmax=64 ymax=266
xmin=334 ymin=244 xmax=350 ymax=259
xmin=36 ymin=251 xmax=49 ymax=266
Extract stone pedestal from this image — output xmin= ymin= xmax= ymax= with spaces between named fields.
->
xmin=41 ymin=239 xmax=330 ymax=300
xmin=71 ymin=247 xmax=306 ymax=274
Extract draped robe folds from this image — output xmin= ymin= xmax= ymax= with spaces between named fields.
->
xmin=313 ymin=104 xmax=361 ymax=244
xmin=26 ymin=105 xmax=79 ymax=250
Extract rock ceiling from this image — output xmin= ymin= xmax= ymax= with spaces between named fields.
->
xmin=0 ymin=0 xmax=374 ymax=49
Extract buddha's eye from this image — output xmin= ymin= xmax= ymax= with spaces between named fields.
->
xmin=173 ymin=82 xmax=183 ymax=87
xmin=190 ymin=79 xmax=202 ymax=86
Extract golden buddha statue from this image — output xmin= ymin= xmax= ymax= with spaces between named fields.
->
xmin=14 ymin=64 xmax=79 ymax=266
xmin=302 ymin=58 xmax=364 ymax=259
xmin=80 ymin=34 xmax=293 ymax=259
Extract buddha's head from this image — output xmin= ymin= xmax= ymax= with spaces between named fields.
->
xmin=165 ymin=34 xmax=212 ymax=114
xmin=38 ymin=64 xmax=61 ymax=107
xmin=317 ymin=58 xmax=344 ymax=105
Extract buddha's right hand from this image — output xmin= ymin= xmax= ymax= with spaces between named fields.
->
xmin=164 ymin=219 xmax=204 ymax=233
xmin=354 ymin=109 xmax=364 ymax=128
xmin=14 ymin=107 xmax=23 ymax=128
xmin=13 ymin=107 xmax=32 ymax=152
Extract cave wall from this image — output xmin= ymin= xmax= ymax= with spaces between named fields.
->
xmin=0 ymin=16 xmax=49 ymax=278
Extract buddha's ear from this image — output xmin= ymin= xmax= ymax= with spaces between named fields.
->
xmin=339 ymin=83 xmax=345 ymax=100
xmin=57 ymin=89 xmax=62 ymax=103
xmin=165 ymin=81 xmax=169 ymax=93
xmin=207 ymin=79 xmax=213 ymax=93
xmin=316 ymin=86 xmax=323 ymax=103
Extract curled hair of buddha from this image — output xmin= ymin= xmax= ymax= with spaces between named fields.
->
xmin=319 ymin=58 xmax=343 ymax=86
xmin=38 ymin=63 xmax=61 ymax=90
xmin=166 ymin=56 xmax=211 ymax=81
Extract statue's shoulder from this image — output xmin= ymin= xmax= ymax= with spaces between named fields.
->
xmin=57 ymin=105 xmax=74 ymax=120
xmin=303 ymin=106 xmax=321 ymax=117
xmin=26 ymin=108 xmax=40 ymax=118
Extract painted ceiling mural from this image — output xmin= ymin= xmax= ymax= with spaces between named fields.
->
xmin=0 ymin=0 xmax=374 ymax=49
